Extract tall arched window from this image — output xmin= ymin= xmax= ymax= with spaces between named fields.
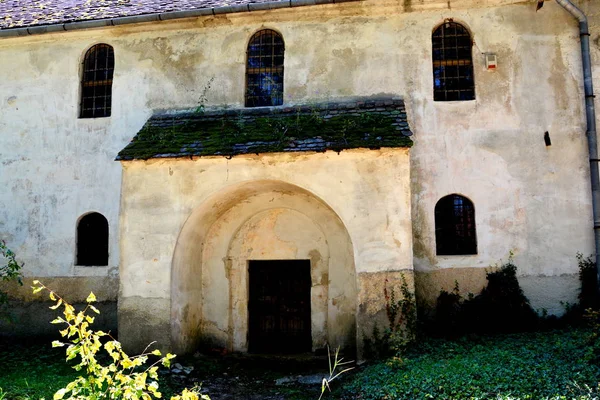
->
xmin=77 ymin=213 xmax=109 ymax=266
xmin=435 ymin=194 xmax=477 ymax=255
xmin=245 ymin=29 xmax=284 ymax=107
xmin=432 ymin=21 xmax=475 ymax=101
xmin=80 ymin=44 xmax=115 ymax=118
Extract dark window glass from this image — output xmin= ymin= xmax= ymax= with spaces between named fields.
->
xmin=245 ymin=29 xmax=284 ymax=107
xmin=432 ymin=22 xmax=475 ymax=101
xmin=80 ymin=44 xmax=115 ymax=118
xmin=435 ymin=194 xmax=477 ymax=255
xmin=77 ymin=213 xmax=109 ymax=266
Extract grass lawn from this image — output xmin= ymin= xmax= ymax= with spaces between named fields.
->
xmin=2 ymin=328 xmax=600 ymax=399
xmin=342 ymin=329 xmax=600 ymax=399
xmin=0 ymin=337 xmax=79 ymax=400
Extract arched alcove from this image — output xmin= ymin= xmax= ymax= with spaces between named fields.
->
xmin=170 ymin=180 xmax=357 ymax=354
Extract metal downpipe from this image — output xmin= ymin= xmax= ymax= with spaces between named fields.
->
xmin=555 ymin=0 xmax=600 ymax=293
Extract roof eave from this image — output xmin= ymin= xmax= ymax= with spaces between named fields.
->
xmin=0 ymin=0 xmax=361 ymax=39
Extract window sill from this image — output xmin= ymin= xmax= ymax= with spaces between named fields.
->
xmin=436 ymin=254 xmax=479 ymax=258
xmin=73 ymin=265 xmax=114 ymax=277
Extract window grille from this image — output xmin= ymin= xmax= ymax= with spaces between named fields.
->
xmin=432 ymin=21 xmax=475 ymax=101
xmin=245 ymin=29 xmax=284 ymax=107
xmin=435 ymin=194 xmax=477 ymax=255
xmin=77 ymin=212 xmax=109 ymax=266
xmin=80 ymin=44 xmax=115 ymax=118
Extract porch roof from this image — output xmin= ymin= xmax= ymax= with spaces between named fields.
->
xmin=116 ymin=98 xmax=413 ymax=161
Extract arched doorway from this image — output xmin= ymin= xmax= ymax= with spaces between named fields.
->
xmin=170 ymin=180 xmax=357 ymax=354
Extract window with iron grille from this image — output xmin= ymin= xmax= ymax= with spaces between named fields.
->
xmin=77 ymin=212 xmax=109 ymax=266
xmin=245 ymin=29 xmax=284 ymax=107
xmin=80 ymin=44 xmax=115 ymax=118
xmin=435 ymin=194 xmax=477 ymax=255
xmin=432 ymin=21 xmax=475 ymax=101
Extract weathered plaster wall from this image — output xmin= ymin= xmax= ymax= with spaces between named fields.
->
xmin=119 ymin=149 xmax=412 ymax=353
xmin=0 ymin=277 xmax=118 ymax=336
xmin=408 ymin=0 xmax=597 ymax=315
xmin=0 ymin=0 xmax=598 ymax=338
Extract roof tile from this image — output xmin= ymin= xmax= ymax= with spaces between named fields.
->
xmin=116 ymin=98 xmax=413 ymax=161
xmin=0 ymin=0 xmax=287 ymax=30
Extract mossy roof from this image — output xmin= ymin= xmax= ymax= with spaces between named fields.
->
xmin=116 ymin=98 xmax=413 ymax=161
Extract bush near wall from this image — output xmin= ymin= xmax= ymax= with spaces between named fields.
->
xmin=0 ymin=239 xmax=23 ymax=320
xmin=431 ymin=258 xmax=539 ymax=336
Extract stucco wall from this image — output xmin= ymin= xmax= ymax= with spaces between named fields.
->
xmin=0 ymin=0 xmax=598 ymax=339
xmin=119 ymin=148 xmax=412 ymax=353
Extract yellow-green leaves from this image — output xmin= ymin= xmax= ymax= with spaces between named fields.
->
xmin=161 ymin=353 xmax=176 ymax=368
xmin=53 ymin=388 xmax=67 ymax=400
xmin=31 ymin=282 xmax=208 ymax=400
xmin=49 ymin=298 xmax=63 ymax=310
xmin=86 ymin=292 xmax=97 ymax=303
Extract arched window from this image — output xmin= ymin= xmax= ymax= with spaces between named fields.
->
xmin=432 ymin=21 xmax=475 ymax=101
xmin=80 ymin=44 xmax=115 ymax=118
xmin=77 ymin=213 xmax=109 ymax=266
xmin=435 ymin=194 xmax=477 ymax=255
xmin=245 ymin=29 xmax=284 ymax=107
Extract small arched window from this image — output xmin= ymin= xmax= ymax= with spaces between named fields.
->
xmin=435 ymin=194 xmax=477 ymax=255
xmin=77 ymin=213 xmax=109 ymax=266
xmin=245 ymin=29 xmax=284 ymax=107
xmin=432 ymin=21 xmax=475 ymax=101
xmin=80 ymin=44 xmax=115 ymax=118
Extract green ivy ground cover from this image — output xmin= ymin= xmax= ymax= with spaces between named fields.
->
xmin=343 ymin=329 xmax=600 ymax=400
xmin=3 ymin=329 xmax=600 ymax=399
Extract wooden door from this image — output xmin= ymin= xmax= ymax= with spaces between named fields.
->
xmin=248 ymin=260 xmax=311 ymax=353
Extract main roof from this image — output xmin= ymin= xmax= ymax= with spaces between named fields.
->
xmin=116 ymin=98 xmax=413 ymax=161
xmin=0 ymin=0 xmax=330 ymax=30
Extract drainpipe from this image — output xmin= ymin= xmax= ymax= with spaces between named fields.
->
xmin=555 ymin=0 xmax=600 ymax=293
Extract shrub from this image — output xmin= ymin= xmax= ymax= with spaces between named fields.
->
xmin=31 ymin=281 xmax=209 ymax=400
xmin=433 ymin=257 xmax=538 ymax=335
xmin=552 ymin=253 xmax=598 ymax=327
xmin=363 ymin=274 xmax=417 ymax=358
xmin=0 ymin=239 xmax=23 ymax=320
xmin=578 ymin=253 xmax=598 ymax=311
xmin=434 ymin=281 xmax=463 ymax=336
xmin=466 ymin=258 xmax=538 ymax=333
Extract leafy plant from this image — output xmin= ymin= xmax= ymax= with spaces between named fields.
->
xmin=435 ymin=280 xmax=463 ymax=336
xmin=388 ymin=274 xmax=417 ymax=355
xmin=31 ymin=281 xmax=209 ymax=400
xmin=193 ymin=77 xmax=215 ymax=115
xmin=0 ymin=239 xmax=23 ymax=320
xmin=431 ymin=255 xmax=538 ymax=336
xmin=364 ymin=274 xmax=417 ymax=358
xmin=578 ymin=253 xmax=598 ymax=310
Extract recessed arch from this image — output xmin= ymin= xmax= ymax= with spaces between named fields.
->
xmin=170 ymin=180 xmax=356 ymax=354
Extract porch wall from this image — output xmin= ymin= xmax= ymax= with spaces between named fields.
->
xmin=118 ymin=148 xmax=412 ymax=354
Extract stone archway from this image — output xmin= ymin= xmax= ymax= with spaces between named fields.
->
xmin=171 ymin=180 xmax=357 ymax=354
